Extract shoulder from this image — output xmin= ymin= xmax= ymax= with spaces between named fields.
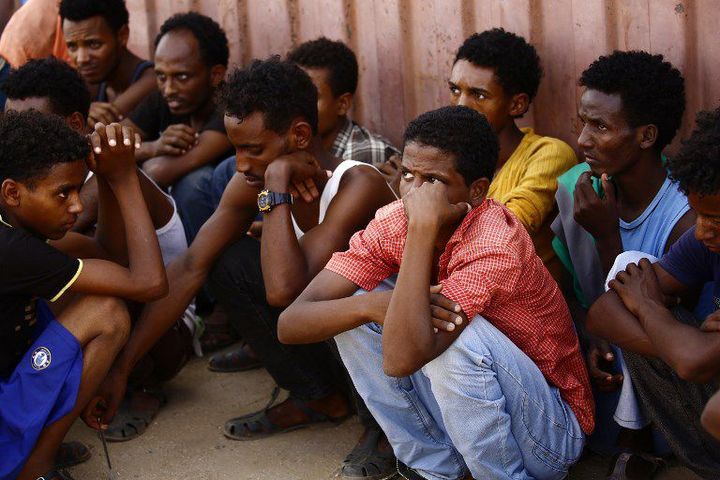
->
xmin=557 ymin=162 xmax=591 ymax=189
xmin=337 ymin=161 xmax=387 ymax=187
xmin=522 ymin=131 xmax=577 ymax=167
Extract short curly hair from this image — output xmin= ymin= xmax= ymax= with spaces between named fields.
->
xmin=221 ymin=56 xmax=318 ymax=135
xmin=404 ymin=106 xmax=498 ymax=186
xmin=2 ymin=57 xmax=91 ymax=118
xmin=580 ymin=50 xmax=685 ymax=151
xmin=155 ymin=12 xmax=229 ymax=68
xmin=455 ymin=28 xmax=543 ymax=103
xmin=668 ymin=108 xmax=720 ymax=197
xmin=287 ymin=37 xmax=358 ymax=97
xmin=59 ymin=0 xmax=129 ymax=32
xmin=0 ymin=110 xmax=90 ymax=187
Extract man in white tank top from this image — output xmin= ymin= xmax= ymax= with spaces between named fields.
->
xmin=93 ymin=58 xmax=396 ymax=460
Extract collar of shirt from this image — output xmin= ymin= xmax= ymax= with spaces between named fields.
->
xmin=0 ymin=210 xmax=12 ymax=228
xmin=330 ymin=117 xmax=354 ymax=158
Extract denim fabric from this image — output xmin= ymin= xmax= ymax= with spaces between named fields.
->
xmin=210 ymin=156 xmax=236 ymax=207
xmin=335 ymin=286 xmax=585 ymax=480
xmin=170 ymin=164 xmax=215 ymax=243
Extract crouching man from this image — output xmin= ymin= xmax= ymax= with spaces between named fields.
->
xmin=279 ymin=106 xmax=594 ymax=480
xmin=0 ymin=114 xmax=166 ymax=480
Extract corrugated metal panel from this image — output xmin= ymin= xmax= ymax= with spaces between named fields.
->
xmin=125 ymin=0 xmax=720 ymax=151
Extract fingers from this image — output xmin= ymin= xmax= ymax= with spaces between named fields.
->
xmin=450 ymin=201 xmax=472 ymax=221
xmin=701 ymin=311 xmax=720 ymax=332
xmin=121 ymin=125 xmax=133 ymax=146
xmin=291 ymin=179 xmax=315 ymax=203
xmin=430 ymin=292 xmax=461 ymax=313
xmin=89 ymin=127 xmax=103 ymax=155
xmin=81 ymin=396 xmax=106 ymax=430
xmin=429 ymin=284 xmax=443 ymax=294
xmin=135 ymin=133 xmax=142 ymax=150
xmin=601 ymin=173 xmax=616 ymax=205
xmin=587 ymin=348 xmax=623 ymax=391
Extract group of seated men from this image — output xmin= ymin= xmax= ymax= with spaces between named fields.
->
xmin=1 ymin=1 xmax=720 ymax=480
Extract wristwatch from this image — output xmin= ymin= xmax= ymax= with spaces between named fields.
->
xmin=257 ymin=189 xmax=293 ymax=213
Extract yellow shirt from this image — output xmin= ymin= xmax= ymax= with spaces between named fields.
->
xmin=488 ymin=128 xmax=577 ymax=279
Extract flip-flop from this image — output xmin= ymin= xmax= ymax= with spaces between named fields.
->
xmin=54 ymin=441 xmax=91 ymax=469
xmin=35 ymin=469 xmax=75 ymax=480
xmin=223 ymin=387 xmax=349 ymax=441
xmin=338 ymin=426 xmax=396 ymax=480
xmin=607 ymin=452 xmax=666 ymax=479
xmin=104 ymin=387 xmax=166 ymax=442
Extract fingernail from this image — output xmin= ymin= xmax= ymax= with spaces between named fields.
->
xmin=108 ymin=139 xmax=117 ymax=147
xmin=94 ymin=147 xmax=101 ymax=154
xmin=446 ymin=323 xmax=455 ymax=331
xmin=454 ymin=305 xmax=460 ymax=312
xmin=433 ymin=328 xmax=439 ymax=334
xmin=123 ymin=138 xmax=131 ymax=146
xmin=326 ymin=170 xmax=332 ymax=178
xmin=455 ymin=316 xmax=462 ymax=325
xmin=135 ymin=142 xmax=141 ymax=149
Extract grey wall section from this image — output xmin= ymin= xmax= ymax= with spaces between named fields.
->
xmin=126 ymin=0 xmax=720 ymax=151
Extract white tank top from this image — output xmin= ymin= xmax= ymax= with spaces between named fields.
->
xmin=291 ymin=160 xmax=397 ymax=239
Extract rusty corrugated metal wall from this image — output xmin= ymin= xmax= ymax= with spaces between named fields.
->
xmin=125 ymin=0 xmax=720 ymax=151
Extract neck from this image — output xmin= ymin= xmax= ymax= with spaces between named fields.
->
xmin=495 ymin=122 xmax=525 ymax=170
xmin=309 ymin=136 xmax=342 ymax=172
xmin=614 ymin=151 xmax=667 ymax=213
xmin=320 ymin=117 xmax=348 ymax=152
xmin=189 ymin=92 xmax=217 ymax=127
xmin=105 ymin=49 xmax=141 ymax=92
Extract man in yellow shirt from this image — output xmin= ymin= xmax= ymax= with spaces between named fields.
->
xmin=448 ymin=28 xmax=577 ymax=279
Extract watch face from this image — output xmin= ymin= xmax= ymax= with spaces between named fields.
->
xmin=258 ymin=191 xmax=270 ymax=211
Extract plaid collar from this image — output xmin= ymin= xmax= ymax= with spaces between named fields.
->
xmin=330 ymin=118 xmax=354 ymax=158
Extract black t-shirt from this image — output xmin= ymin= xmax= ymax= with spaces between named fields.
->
xmin=129 ymin=90 xmax=227 ymax=142
xmin=0 ymin=216 xmax=81 ymax=378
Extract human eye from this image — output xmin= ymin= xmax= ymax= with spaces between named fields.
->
xmin=448 ymin=84 xmax=460 ymax=96
xmin=427 ymin=177 xmax=438 ymax=184
xmin=475 ymin=91 xmax=487 ymax=100
xmin=156 ymin=73 xmax=166 ymax=82
xmin=89 ymin=40 xmax=102 ymax=49
xmin=401 ymin=171 xmax=413 ymax=181
xmin=597 ymin=123 xmax=608 ymax=132
xmin=177 ymin=73 xmax=190 ymax=81
xmin=66 ymin=42 xmax=78 ymax=51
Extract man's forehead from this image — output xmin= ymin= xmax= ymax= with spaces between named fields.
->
xmin=155 ymin=29 xmax=201 ymax=65
xmin=63 ymin=15 xmax=112 ymax=36
xmin=579 ymin=89 xmax=625 ymax=116
xmin=224 ymin=112 xmax=278 ymax=142
xmin=402 ymin=143 xmax=455 ymax=171
xmin=32 ymin=161 xmax=87 ymax=187
xmin=5 ymin=97 xmax=53 ymax=115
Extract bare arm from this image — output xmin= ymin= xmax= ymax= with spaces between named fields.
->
xmin=54 ymin=124 xmax=167 ymax=302
xmin=262 ymin=159 xmax=395 ymax=307
xmin=111 ymin=173 xmax=257 ymax=375
xmin=142 ymin=130 xmax=231 ymax=187
xmin=111 ymin=68 xmax=157 ymax=118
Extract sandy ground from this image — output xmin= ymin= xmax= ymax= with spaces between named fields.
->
xmin=64 ymin=354 xmax=702 ymax=480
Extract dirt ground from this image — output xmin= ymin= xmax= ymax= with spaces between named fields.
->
xmin=65 ymin=353 xmax=702 ymax=480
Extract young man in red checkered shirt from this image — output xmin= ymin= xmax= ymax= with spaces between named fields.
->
xmin=280 ymin=106 xmax=594 ymax=480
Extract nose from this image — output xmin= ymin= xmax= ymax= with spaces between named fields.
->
xmin=75 ymin=47 xmax=90 ymax=65
xmin=235 ymin=153 xmax=251 ymax=174
xmin=162 ymin=78 xmax=178 ymax=97
xmin=456 ymin=93 xmax=471 ymax=108
xmin=577 ymin=123 xmax=593 ymax=149
xmin=68 ymin=192 xmax=84 ymax=215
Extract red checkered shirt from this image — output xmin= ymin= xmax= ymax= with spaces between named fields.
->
xmin=326 ymin=199 xmax=595 ymax=434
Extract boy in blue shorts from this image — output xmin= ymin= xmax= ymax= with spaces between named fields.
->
xmin=0 ymin=112 xmax=167 ymax=480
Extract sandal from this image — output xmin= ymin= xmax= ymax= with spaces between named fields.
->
xmin=207 ymin=344 xmax=262 ymax=373
xmin=104 ymin=387 xmax=166 ymax=442
xmin=35 ymin=469 xmax=75 ymax=480
xmin=338 ymin=426 xmax=396 ymax=479
xmin=223 ymin=387 xmax=350 ymax=441
xmin=54 ymin=441 xmax=91 ymax=469
xmin=607 ymin=452 xmax=666 ymax=479
xmin=199 ymin=307 xmax=237 ymax=352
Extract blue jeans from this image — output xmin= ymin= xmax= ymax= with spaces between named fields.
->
xmin=170 ymin=164 xmax=216 ymax=243
xmin=335 ymin=289 xmax=585 ymax=479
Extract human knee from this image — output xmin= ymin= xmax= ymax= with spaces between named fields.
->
xmin=424 ymin=317 xmax=492 ymax=380
xmin=93 ymin=296 xmax=131 ymax=345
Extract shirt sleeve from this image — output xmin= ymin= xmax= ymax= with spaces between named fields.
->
xmin=497 ymin=138 xmax=577 ymax=233
xmin=659 ymin=226 xmax=714 ymax=287
xmin=0 ymin=230 xmax=82 ymax=302
xmin=129 ymin=91 xmax=163 ymax=140
xmin=325 ymin=203 xmax=402 ymax=290
xmin=439 ymin=245 xmax=521 ymax=320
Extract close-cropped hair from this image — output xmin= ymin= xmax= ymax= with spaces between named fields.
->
xmin=668 ymin=107 xmax=720 ymax=197
xmin=221 ymin=56 xmax=319 ymax=135
xmin=155 ymin=12 xmax=229 ymax=68
xmin=2 ymin=57 xmax=91 ymax=118
xmin=0 ymin=110 xmax=90 ymax=187
xmin=580 ymin=50 xmax=685 ymax=151
xmin=59 ymin=0 xmax=129 ymax=32
xmin=403 ymin=105 xmax=498 ymax=186
xmin=455 ymin=28 xmax=543 ymax=103
xmin=287 ymin=37 xmax=359 ymax=97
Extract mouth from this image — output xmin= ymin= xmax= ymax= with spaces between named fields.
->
xmin=166 ymin=98 xmax=186 ymax=111
xmin=78 ymin=66 xmax=101 ymax=78
xmin=243 ymin=174 xmax=263 ymax=188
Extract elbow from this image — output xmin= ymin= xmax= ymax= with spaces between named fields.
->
xmin=134 ymin=275 xmax=168 ymax=302
xmin=382 ymin=352 xmax=424 ymax=377
xmin=674 ymin=356 xmax=715 ymax=383
xmin=277 ymin=309 xmax=295 ymax=344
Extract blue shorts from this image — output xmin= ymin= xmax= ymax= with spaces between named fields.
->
xmin=0 ymin=301 xmax=83 ymax=480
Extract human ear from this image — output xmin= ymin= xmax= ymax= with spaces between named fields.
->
xmin=337 ymin=93 xmax=353 ymax=117
xmin=67 ymin=112 xmax=86 ymax=133
xmin=639 ymin=124 xmax=658 ymax=150
xmin=1 ymin=179 xmax=21 ymax=207
xmin=509 ymin=93 xmax=530 ymax=118
xmin=469 ymin=178 xmax=490 ymax=207
xmin=289 ymin=119 xmax=313 ymax=151
xmin=210 ymin=65 xmax=227 ymax=88
xmin=117 ymin=24 xmax=130 ymax=48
